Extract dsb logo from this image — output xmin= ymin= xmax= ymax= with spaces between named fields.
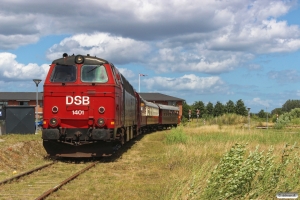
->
xmin=66 ymin=96 xmax=90 ymax=105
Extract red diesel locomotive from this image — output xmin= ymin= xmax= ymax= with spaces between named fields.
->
xmin=42 ymin=54 xmax=180 ymax=157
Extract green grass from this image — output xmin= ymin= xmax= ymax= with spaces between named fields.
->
xmin=0 ymin=131 xmax=42 ymax=147
xmin=0 ymin=132 xmax=48 ymax=181
xmin=190 ymin=129 xmax=300 ymax=145
xmin=164 ymin=127 xmax=188 ymax=144
xmin=1 ymin=122 xmax=300 ymax=199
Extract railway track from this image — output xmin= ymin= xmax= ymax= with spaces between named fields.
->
xmin=0 ymin=160 xmax=98 ymax=200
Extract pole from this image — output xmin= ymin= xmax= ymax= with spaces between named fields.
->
xmin=247 ymin=108 xmax=250 ymax=130
xmin=138 ymin=74 xmax=147 ymax=93
xmin=33 ymin=79 xmax=42 ymax=134
xmin=248 ymin=113 xmax=250 ymax=130
xmin=36 ymin=85 xmax=38 ymax=134
xmin=266 ymin=107 xmax=268 ymax=129
xmin=139 ymin=74 xmax=140 ymax=93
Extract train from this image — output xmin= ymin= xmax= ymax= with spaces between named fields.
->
xmin=41 ymin=53 xmax=180 ymax=157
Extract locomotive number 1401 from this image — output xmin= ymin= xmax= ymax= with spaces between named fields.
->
xmin=72 ymin=110 xmax=84 ymax=115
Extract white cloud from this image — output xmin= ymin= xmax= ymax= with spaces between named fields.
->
xmin=117 ymin=68 xmax=135 ymax=79
xmin=268 ymin=70 xmax=300 ymax=83
xmin=0 ymin=34 xmax=39 ymax=50
xmin=248 ymin=97 xmax=271 ymax=108
xmin=0 ymin=0 xmax=298 ymax=52
xmin=144 ymin=74 xmax=226 ymax=94
xmin=0 ymin=0 xmax=299 ymax=113
xmin=46 ymin=33 xmax=151 ymax=64
xmin=150 ymin=47 xmax=254 ymax=74
xmin=0 ymin=52 xmax=49 ymax=80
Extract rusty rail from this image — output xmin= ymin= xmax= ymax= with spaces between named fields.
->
xmin=0 ymin=162 xmax=55 ymax=185
xmin=35 ymin=161 xmax=98 ymax=200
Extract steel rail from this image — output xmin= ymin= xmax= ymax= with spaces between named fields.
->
xmin=0 ymin=162 xmax=55 ymax=185
xmin=35 ymin=161 xmax=98 ymax=200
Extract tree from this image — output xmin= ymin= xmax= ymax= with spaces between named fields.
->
xmin=257 ymin=109 xmax=266 ymax=118
xmin=235 ymin=99 xmax=247 ymax=116
xmin=182 ymin=101 xmax=191 ymax=119
xmin=271 ymin=108 xmax=283 ymax=116
xmin=282 ymin=100 xmax=300 ymax=112
xmin=225 ymin=100 xmax=235 ymax=114
xmin=191 ymin=101 xmax=206 ymax=118
xmin=206 ymin=102 xmax=214 ymax=117
xmin=214 ymin=101 xmax=224 ymax=117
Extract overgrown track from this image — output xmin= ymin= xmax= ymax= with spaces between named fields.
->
xmin=0 ymin=160 xmax=98 ymax=200
xmin=0 ymin=162 xmax=55 ymax=185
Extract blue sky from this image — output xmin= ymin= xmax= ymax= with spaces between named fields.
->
xmin=0 ymin=0 xmax=300 ymax=113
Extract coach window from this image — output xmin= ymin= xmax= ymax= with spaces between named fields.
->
xmin=50 ymin=65 xmax=77 ymax=82
xmin=81 ymin=65 xmax=108 ymax=83
xmin=18 ymin=101 xmax=29 ymax=106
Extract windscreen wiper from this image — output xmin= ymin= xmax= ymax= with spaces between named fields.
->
xmin=87 ymin=66 xmax=101 ymax=73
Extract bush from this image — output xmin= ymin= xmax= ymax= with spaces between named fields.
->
xmin=180 ymin=116 xmax=188 ymax=126
xmin=164 ymin=127 xmax=188 ymax=145
xmin=201 ymin=143 xmax=300 ymax=199
xmin=203 ymin=113 xmax=248 ymax=126
xmin=275 ymin=108 xmax=300 ymax=128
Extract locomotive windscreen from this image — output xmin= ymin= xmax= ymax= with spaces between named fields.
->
xmin=50 ymin=65 xmax=77 ymax=82
xmin=81 ymin=65 xmax=108 ymax=83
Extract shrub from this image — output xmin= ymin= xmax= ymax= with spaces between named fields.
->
xmin=164 ymin=127 xmax=188 ymax=145
xmin=276 ymin=108 xmax=300 ymax=128
xmin=180 ymin=116 xmax=188 ymax=126
xmin=201 ymin=143 xmax=300 ymax=199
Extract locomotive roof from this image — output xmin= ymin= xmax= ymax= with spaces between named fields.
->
xmin=52 ymin=54 xmax=109 ymax=65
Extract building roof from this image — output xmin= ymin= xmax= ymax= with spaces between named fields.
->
xmin=0 ymin=92 xmax=43 ymax=101
xmin=139 ymin=93 xmax=184 ymax=102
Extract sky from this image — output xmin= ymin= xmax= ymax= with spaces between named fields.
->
xmin=0 ymin=0 xmax=300 ymax=113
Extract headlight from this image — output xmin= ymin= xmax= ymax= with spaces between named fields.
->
xmin=98 ymin=106 xmax=105 ymax=114
xmin=75 ymin=55 xmax=84 ymax=64
xmin=49 ymin=118 xmax=58 ymax=127
xmin=52 ymin=106 xmax=58 ymax=113
xmin=97 ymin=118 xmax=105 ymax=127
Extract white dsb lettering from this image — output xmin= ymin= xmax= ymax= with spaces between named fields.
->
xmin=82 ymin=96 xmax=89 ymax=105
xmin=74 ymin=96 xmax=81 ymax=105
xmin=66 ymin=96 xmax=73 ymax=105
xmin=66 ymin=96 xmax=90 ymax=105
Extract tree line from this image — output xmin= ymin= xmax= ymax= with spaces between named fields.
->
xmin=257 ymin=99 xmax=300 ymax=119
xmin=182 ymin=99 xmax=300 ymax=119
xmin=182 ymin=99 xmax=248 ymax=119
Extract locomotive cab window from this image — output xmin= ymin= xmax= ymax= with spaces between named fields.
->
xmin=81 ymin=65 xmax=108 ymax=83
xmin=50 ymin=65 xmax=77 ymax=82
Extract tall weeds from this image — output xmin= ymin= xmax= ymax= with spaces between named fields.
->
xmin=164 ymin=127 xmax=188 ymax=145
xmin=186 ymin=113 xmax=250 ymax=128
xmin=275 ymin=108 xmax=300 ymax=129
xmin=201 ymin=143 xmax=300 ymax=199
